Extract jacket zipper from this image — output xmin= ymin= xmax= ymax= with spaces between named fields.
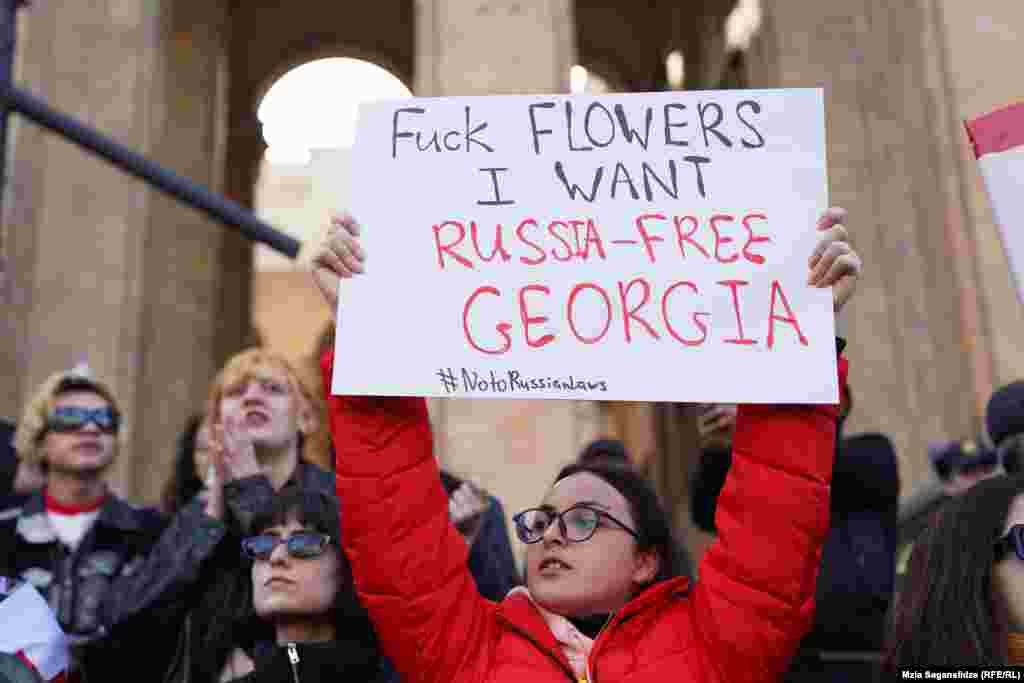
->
xmin=286 ymin=643 xmax=300 ymax=683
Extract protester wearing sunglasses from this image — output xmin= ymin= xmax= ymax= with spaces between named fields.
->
xmin=884 ymin=475 xmax=1024 ymax=670
xmin=227 ymin=489 xmax=392 ymax=683
xmin=0 ymin=365 xmax=225 ymax=683
xmin=313 ymin=207 xmax=861 ymax=683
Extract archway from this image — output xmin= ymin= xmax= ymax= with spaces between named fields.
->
xmin=245 ymin=56 xmax=412 ymax=467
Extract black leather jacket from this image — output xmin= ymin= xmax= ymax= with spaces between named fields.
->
xmin=0 ymin=489 xmax=224 ymax=682
xmin=0 ymin=491 xmax=223 ymax=639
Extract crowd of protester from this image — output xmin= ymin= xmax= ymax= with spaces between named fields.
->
xmin=3 ymin=204 xmax=1024 ymax=681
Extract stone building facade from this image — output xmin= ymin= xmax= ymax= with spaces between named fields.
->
xmin=1 ymin=1 xmax=1021 ymax=560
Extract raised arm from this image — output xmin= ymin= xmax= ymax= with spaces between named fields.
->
xmin=691 ymin=208 xmax=861 ymax=682
xmin=315 ymin=214 xmax=497 ymax=683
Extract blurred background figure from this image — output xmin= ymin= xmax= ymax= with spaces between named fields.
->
xmin=690 ymin=378 xmax=899 ymax=681
xmin=689 ymin=404 xmax=738 ymax=540
xmin=0 ymin=417 xmax=45 ymax=501
xmin=930 ymin=438 xmax=1001 ymax=497
xmin=883 ymin=475 xmax=1024 ymax=671
xmin=576 ymin=438 xmax=631 ymax=467
xmin=439 ymin=470 xmax=520 ymax=602
xmin=785 ymin=432 xmax=899 ymax=682
xmin=160 ymin=414 xmax=211 ymax=515
xmin=988 ymin=381 xmax=1024 ymax=478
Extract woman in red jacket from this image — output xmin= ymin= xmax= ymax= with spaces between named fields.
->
xmin=311 ymin=209 xmax=860 ymax=683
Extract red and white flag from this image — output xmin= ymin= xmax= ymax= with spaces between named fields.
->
xmin=966 ymin=102 xmax=1024 ymax=304
xmin=0 ymin=581 xmax=70 ymax=682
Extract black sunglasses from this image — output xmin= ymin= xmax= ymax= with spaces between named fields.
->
xmin=995 ymin=525 xmax=1024 ymax=562
xmin=45 ymin=406 xmax=120 ymax=435
xmin=513 ymin=505 xmax=639 ymax=544
xmin=241 ymin=531 xmax=332 ymax=561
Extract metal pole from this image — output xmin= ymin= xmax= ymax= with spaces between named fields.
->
xmin=1 ymin=84 xmax=302 ymax=258
xmin=0 ymin=0 xmax=22 ymax=226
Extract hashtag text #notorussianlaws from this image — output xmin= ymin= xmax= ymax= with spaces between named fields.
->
xmin=436 ymin=368 xmax=608 ymax=396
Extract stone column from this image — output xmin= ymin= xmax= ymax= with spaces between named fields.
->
xmin=413 ymin=0 xmax=581 ymax=560
xmin=748 ymin=0 xmax=984 ymax=490
xmin=0 ymin=0 xmax=242 ymax=503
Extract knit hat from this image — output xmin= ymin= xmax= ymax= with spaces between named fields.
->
xmin=928 ymin=438 xmax=997 ymax=481
xmin=833 ymin=432 xmax=899 ymax=513
xmin=987 ymin=381 xmax=1024 ymax=447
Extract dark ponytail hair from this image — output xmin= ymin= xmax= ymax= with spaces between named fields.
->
xmin=554 ymin=461 xmax=688 ymax=586
xmin=883 ymin=474 xmax=1024 ymax=671
xmin=161 ymin=415 xmax=205 ymax=514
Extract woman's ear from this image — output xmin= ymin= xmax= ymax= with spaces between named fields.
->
xmin=632 ymin=549 xmax=660 ymax=586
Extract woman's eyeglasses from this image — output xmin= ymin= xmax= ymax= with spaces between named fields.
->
xmin=513 ymin=505 xmax=639 ymax=544
xmin=45 ymin=406 xmax=120 ymax=435
xmin=995 ymin=525 xmax=1024 ymax=562
xmin=241 ymin=531 xmax=331 ymax=561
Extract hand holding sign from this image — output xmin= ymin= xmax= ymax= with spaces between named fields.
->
xmin=313 ymin=213 xmax=366 ymax=314
xmin=810 ymin=207 xmax=859 ymax=312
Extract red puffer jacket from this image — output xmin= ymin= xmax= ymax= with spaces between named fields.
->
xmin=323 ymin=352 xmax=845 ymax=683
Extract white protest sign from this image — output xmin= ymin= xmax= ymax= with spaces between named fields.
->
xmin=333 ymin=89 xmax=837 ymax=403
xmin=0 ymin=582 xmax=70 ymax=681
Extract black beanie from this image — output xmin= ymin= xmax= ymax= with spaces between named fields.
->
xmin=987 ymin=381 xmax=1024 ymax=446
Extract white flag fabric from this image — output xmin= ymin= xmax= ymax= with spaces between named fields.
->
xmin=966 ymin=102 xmax=1024 ymax=305
xmin=0 ymin=583 xmax=70 ymax=682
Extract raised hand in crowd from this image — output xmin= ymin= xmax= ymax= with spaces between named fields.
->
xmin=696 ymin=403 xmax=738 ymax=453
xmin=448 ymin=480 xmax=490 ymax=548
xmin=312 ymin=212 xmax=365 ymax=315
xmin=203 ymin=414 xmax=262 ymax=520
xmin=810 ymin=206 xmax=858 ymax=310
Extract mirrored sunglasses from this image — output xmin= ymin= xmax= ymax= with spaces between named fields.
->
xmin=45 ymin=406 xmax=120 ymax=434
xmin=241 ymin=531 xmax=331 ymax=561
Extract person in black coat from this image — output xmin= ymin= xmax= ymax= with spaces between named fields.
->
xmin=231 ymin=488 xmax=392 ymax=683
xmin=689 ymin=380 xmax=899 ymax=681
